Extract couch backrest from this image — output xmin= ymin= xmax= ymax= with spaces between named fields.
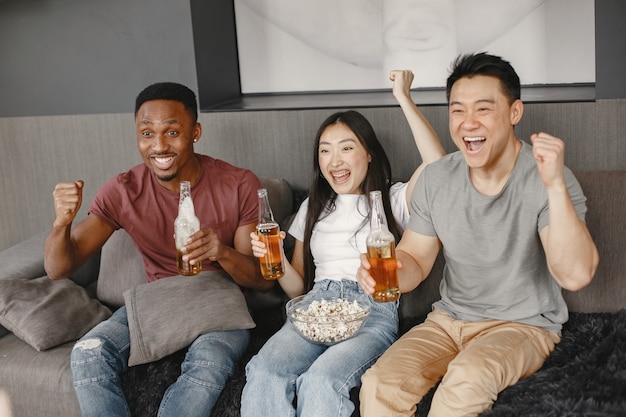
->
xmin=92 ymin=171 xmax=625 ymax=316
xmin=399 ymin=170 xmax=626 ymax=323
xmin=562 ymin=170 xmax=626 ymax=313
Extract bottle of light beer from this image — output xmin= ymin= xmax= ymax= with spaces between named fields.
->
xmin=366 ymin=190 xmax=399 ymax=302
xmin=175 ymin=181 xmax=202 ymax=276
xmin=256 ymin=188 xmax=285 ymax=279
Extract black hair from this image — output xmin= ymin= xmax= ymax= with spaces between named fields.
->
xmin=134 ymin=82 xmax=198 ymax=123
xmin=446 ymin=52 xmax=521 ymax=105
xmin=302 ymin=110 xmax=403 ymax=292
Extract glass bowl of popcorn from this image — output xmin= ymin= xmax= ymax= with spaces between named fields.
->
xmin=286 ymin=292 xmax=370 ymax=344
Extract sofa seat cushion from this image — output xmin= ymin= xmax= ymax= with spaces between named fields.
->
xmin=0 ymin=334 xmax=81 ymax=417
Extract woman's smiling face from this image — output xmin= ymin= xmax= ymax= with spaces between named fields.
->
xmin=318 ymin=122 xmax=371 ymax=195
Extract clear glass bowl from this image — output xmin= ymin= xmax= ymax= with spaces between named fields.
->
xmin=286 ymin=292 xmax=370 ymax=344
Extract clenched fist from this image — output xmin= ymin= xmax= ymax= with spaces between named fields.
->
xmin=52 ymin=180 xmax=84 ymax=227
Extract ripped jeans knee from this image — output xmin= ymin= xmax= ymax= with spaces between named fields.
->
xmin=71 ymin=337 xmax=105 ymax=366
xmin=73 ymin=337 xmax=104 ymax=353
xmin=71 ymin=336 xmax=126 ymax=388
xmin=70 ymin=307 xmax=132 ymax=387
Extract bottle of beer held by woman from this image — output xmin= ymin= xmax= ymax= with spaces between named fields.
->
xmin=366 ymin=190 xmax=399 ymax=302
xmin=256 ymin=188 xmax=285 ymax=279
xmin=175 ymin=181 xmax=202 ymax=276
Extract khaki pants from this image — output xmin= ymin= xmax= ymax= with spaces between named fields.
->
xmin=360 ymin=309 xmax=560 ymax=417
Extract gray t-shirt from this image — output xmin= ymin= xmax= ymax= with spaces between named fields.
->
xmin=408 ymin=141 xmax=587 ymax=333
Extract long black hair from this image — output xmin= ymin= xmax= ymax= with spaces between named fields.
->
xmin=302 ymin=110 xmax=403 ymax=291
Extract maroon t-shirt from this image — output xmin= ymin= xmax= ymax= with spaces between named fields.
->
xmin=89 ymin=154 xmax=261 ymax=282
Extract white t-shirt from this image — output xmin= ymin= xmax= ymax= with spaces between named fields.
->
xmin=289 ymin=182 xmax=409 ymax=283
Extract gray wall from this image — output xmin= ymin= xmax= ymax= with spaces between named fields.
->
xmin=1 ymin=0 xmax=626 ymax=117
xmin=0 ymin=0 xmax=197 ymax=117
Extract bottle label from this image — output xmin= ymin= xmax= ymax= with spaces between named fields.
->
xmin=175 ymin=196 xmax=200 ymax=247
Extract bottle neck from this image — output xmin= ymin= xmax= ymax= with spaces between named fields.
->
xmin=258 ymin=189 xmax=275 ymax=223
xmin=369 ymin=191 xmax=387 ymax=231
xmin=179 ymin=181 xmax=191 ymax=203
xmin=178 ymin=181 xmax=196 ymax=217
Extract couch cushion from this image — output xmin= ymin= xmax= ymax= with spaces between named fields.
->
xmin=0 ymin=277 xmax=112 ymax=351
xmin=97 ymin=229 xmax=147 ymax=309
xmin=563 ymin=170 xmax=626 ymax=313
xmin=259 ymin=177 xmax=294 ymax=224
xmin=0 ymin=335 xmax=81 ymax=417
xmin=125 ymin=271 xmax=255 ymax=366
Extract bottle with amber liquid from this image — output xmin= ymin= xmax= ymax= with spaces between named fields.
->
xmin=256 ymin=188 xmax=285 ymax=280
xmin=366 ymin=190 xmax=399 ymax=302
xmin=175 ymin=181 xmax=202 ymax=276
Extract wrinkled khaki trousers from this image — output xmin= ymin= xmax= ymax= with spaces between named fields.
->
xmin=360 ymin=309 xmax=560 ymax=417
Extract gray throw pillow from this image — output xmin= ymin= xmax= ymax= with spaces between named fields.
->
xmin=0 ymin=277 xmax=112 ymax=351
xmin=124 ymin=271 xmax=256 ymax=367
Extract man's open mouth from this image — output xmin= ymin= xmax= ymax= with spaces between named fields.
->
xmin=464 ymin=136 xmax=486 ymax=152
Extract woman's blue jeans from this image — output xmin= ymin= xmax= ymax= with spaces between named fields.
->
xmin=241 ymin=279 xmax=398 ymax=417
xmin=70 ymin=306 xmax=250 ymax=417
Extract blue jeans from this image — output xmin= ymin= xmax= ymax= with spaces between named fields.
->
xmin=70 ymin=306 xmax=250 ymax=417
xmin=241 ymin=279 xmax=398 ymax=417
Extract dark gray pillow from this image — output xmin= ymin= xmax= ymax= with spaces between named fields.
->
xmin=0 ymin=277 xmax=112 ymax=351
xmin=124 ymin=271 xmax=256 ymax=366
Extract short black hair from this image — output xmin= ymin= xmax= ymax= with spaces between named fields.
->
xmin=134 ymin=82 xmax=198 ymax=123
xmin=446 ymin=52 xmax=521 ymax=105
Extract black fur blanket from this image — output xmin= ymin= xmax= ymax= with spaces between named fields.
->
xmin=122 ymin=309 xmax=626 ymax=417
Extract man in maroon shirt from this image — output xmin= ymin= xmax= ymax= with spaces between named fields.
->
xmin=44 ymin=82 xmax=272 ymax=417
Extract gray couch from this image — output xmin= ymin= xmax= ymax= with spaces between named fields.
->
xmin=1 ymin=171 xmax=625 ymax=417
xmin=0 ymin=177 xmax=294 ymax=417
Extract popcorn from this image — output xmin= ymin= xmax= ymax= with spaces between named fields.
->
xmin=289 ymin=298 xmax=369 ymax=344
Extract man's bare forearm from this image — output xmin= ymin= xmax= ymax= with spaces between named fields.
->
xmin=44 ymin=224 xmax=78 ymax=280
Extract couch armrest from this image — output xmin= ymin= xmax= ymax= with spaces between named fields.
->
xmin=0 ymin=231 xmax=48 ymax=338
xmin=0 ymin=230 xmax=101 ymax=288
xmin=0 ymin=231 xmax=48 ymax=282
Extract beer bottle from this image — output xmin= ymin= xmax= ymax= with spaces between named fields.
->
xmin=175 ymin=181 xmax=202 ymax=276
xmin=256 ymin=188 xmax=285 ymax=279
xmin=366 ymin=190 xmax=399 ymax=302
